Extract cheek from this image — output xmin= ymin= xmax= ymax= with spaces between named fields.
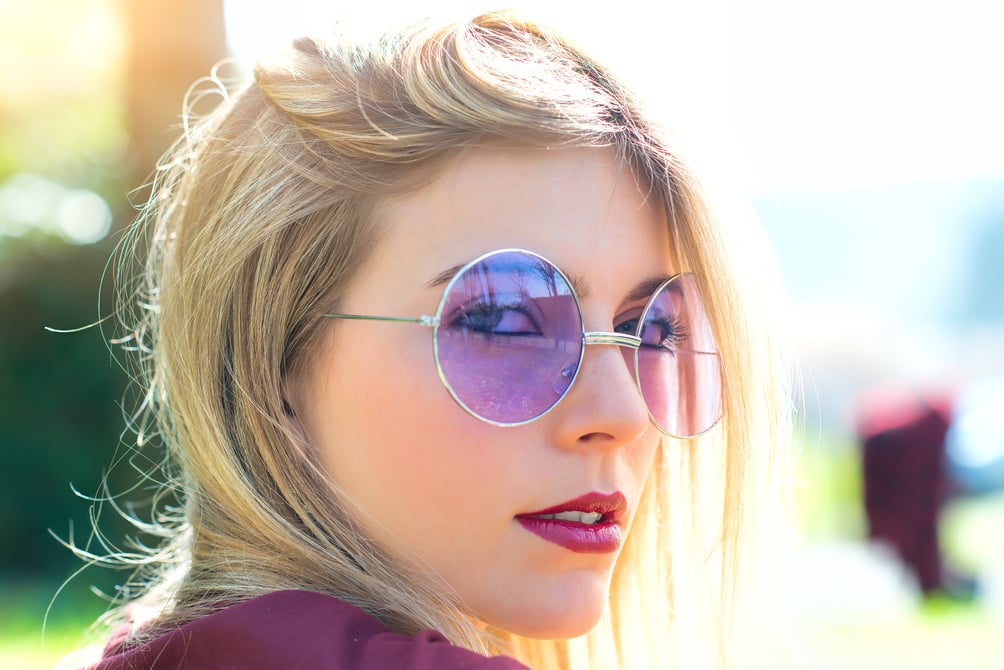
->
xmin=313 ymin=324 xmax=434 ymax=474
xmin=305 ymin=325 xmax=507 ymax=550
xmin=630 ymin=431 xmax=662 ymax=481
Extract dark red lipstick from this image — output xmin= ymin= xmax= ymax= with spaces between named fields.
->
xmin=515 ymin=491 xmax=627 ymax=553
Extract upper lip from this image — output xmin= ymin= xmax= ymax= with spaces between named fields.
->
xmin=517 ymin=491 xmax=627 ymax=524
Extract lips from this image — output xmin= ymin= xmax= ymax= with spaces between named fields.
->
xmin=515 ymin=491 xmax=627 ymax=553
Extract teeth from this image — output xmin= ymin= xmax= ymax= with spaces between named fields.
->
xmin=535 ymin=511 xmax=604 ymax=524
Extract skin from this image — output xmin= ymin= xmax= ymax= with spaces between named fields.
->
xmin=296 ymin=145 xmax=673 ymax=639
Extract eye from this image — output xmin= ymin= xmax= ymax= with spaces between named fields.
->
xmin=453 ymin=301 xmax=541 ymax=336
xmin=613 ymin=305 xmax=644 ymax=338
xmin=614 ymin=318 xmax=639 ymax=336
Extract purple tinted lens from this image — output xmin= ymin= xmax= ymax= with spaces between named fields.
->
xmin=434 ymin=250 xmax=583 ymax=424
xmin=636 ymin=274 xmax=722 ymax=437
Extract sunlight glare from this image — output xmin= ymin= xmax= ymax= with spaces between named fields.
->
xmin=223 ymin=0 xmax=1004 ymax=190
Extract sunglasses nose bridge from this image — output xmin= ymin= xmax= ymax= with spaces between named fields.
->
xmin=578 ymin=333 xmax=646 ymax=405
xmin=550 ymin=332 xmax=640 ymax=393
xmin=580 ymin=331 xmax=643 ymax=392
xmin=582 ymin=331 xmax=642 ymax=349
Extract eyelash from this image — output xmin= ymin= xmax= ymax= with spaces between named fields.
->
xmin=451 ymin=301 xmax=541 ymax=336
xmin=615 ymin=314 xmax=689 ymax=349
xmin=649 ymin=315 xmax=689 ymax=349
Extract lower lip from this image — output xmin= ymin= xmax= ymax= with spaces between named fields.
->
xmin=515 ymin=517 xmax=622 ymax=553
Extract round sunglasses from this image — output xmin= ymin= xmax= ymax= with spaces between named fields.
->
xmin=324 ymin=248 xmax=722 ymax=438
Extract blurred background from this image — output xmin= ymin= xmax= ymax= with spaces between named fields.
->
xmin=1 ymin=0 xmax=1001 ymax=667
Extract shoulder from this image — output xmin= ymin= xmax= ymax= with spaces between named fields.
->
xmin=88 ymin=590 xmax=528 ymax=670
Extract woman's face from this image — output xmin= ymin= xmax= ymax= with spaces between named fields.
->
xmin=297 ymin=146 xmax=672 ymax=638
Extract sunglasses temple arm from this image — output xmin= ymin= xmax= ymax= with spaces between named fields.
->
xmin=323 ymin=314 xmax=440 ymax=328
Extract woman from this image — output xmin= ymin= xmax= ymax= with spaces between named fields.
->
xmin=72 ymin=10 xmax=791 ymax=669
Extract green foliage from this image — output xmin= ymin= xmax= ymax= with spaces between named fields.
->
xmin=0 ymin=234 xmax=139 ymax=579
xmin=0 ymin=0 xmax=140 ymax=593
xmin=1 ymin=578 xmax=112 ymax=669
xmin=794 ymin=430 xmax=867 ymax=539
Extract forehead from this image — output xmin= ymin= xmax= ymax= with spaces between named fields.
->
xmin=358 ymin=145 xmax=672 ymax=306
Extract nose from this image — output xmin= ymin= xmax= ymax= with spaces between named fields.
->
xmin=550 ymin=335 xmax=651 ymax=450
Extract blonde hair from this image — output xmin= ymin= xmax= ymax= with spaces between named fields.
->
xmin=87 ymin=10 xmax=791 ymax=669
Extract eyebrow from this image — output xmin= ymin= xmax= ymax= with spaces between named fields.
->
xmin=426 ymin=263 xmax=676 ymax=303
xmin=624 ymin=275 xmax=679 ymax=302
xmin=426 ymin=264 xmax=467 ymax=289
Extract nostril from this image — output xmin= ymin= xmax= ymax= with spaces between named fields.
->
xmin=576 ymin=421 xmax=647 ymax=447
xmin=576 ymin=431 xmax=617 ymax=444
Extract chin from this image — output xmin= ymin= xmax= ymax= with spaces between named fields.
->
xmin=486 ymin=574 xmax=608 ymax=640
xmin=513 ymin=609 xmax=603 ymax=640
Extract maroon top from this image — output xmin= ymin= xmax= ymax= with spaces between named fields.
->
xmin=87 ymin=589 xmax=529 ymax=669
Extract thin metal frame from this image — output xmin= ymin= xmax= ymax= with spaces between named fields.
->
xmin=324 ymin=248 xmax=721 ymax=438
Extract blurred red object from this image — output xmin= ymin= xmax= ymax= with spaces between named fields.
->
xmin=857 ymin=386 xmax=954 ymax=593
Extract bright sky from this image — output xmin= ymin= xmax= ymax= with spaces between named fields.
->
xmin=224 ymin=0 xmax=1004 ymax=192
